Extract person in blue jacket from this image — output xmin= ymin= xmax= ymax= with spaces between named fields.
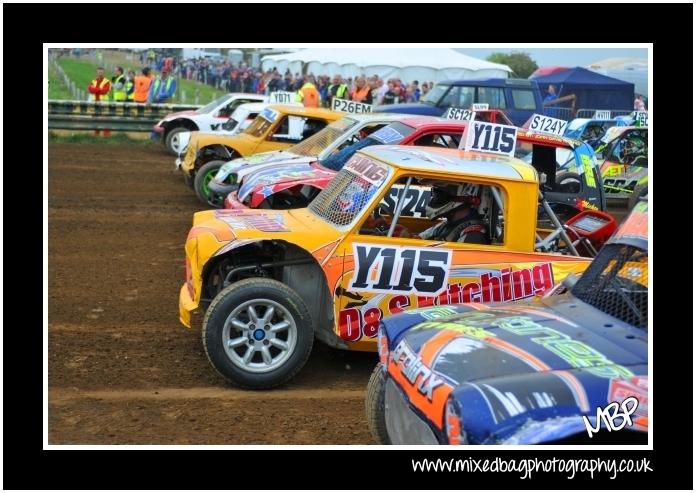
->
xmin=148 ymin=67 xmax=177 ymax=104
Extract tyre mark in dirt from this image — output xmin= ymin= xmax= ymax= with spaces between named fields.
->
xmin=51 ymin=386 xmax=366 ymax=404
xmin=49 ymin=143 xmax=378 ymax=445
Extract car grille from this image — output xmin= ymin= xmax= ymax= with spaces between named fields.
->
xmin=384 ymin=377 xmax=439 ymax=445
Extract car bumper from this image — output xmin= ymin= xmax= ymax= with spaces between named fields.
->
xmin=179 ymin=284 xmax=197 ymax=328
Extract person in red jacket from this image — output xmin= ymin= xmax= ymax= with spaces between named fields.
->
xmin=88 ymin=67 xmax=111 ymax=136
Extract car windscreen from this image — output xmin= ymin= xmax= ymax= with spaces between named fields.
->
xmin=243 ymin=109 xmax=278 ymax=138
xmin=421 ymin=84 xmax=449 ymax=105
xmin=571 ymin=243 xmax=647 ymax=330
xmin=308 ymin=155 xmax=392 ymax=230
xmin=288 ymin=117 xmax=357 ymax=157
xmin=198 ymin=95 xmax=231 ymax=114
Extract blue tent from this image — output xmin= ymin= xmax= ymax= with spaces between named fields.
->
xmin=532 ymin=67 xmax=634 ymax=111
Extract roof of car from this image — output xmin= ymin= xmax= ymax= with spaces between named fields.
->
xmin=268 ymin=104 xmax=343 ymax=119
xmin=338 ymin=112 xmax=418 ymax=124
xmin=359 ymin=145 xmax=539 ymax=182
xmin=235 ymin=102 xmax=270 ymax=111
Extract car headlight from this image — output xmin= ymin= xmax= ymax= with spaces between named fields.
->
xmin=444 ymin=398 xmax=468 ymax=445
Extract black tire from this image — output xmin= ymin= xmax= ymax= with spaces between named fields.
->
xmin=164 ymin=126 xmax=190 ymax=156
xmin=627 ymin=184 xmax=648 ymax=210
xmin=365 ymin=363 xmax=391 ymax=444
xmin=194 ymin=160 xmax=227 ymax=207
xmin=202 ymin=278 xmax=314 ymax=389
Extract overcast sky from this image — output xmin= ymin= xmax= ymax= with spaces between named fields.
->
xmin=455 ymin=48 xmax=648 ymax=67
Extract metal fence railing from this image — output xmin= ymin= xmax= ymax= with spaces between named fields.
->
xmin=48 ymin=100 xmax=201 ymax=132
xmin=575 ymin=108 xmax=635 ymax=119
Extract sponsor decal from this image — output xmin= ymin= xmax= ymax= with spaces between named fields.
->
xmin=338 ymin=263 xmax=554 ymax=342
xmin=331 ymin=97 xmax=372 ymax=114
xmin=472 ymin=103 xmax=489 ymax=111
xmin=417 ymin=306 xmax=459 ymax=320
xmin=528 ymin=114 xmax=568 ymax=136
xmin=579 ymin=153 xmax=597 ymax=187
xmin=214 ymin=210 xmax=289 ymax=232
xmin=370 ymin=125 xmax=405 ymax=144
xmin=343 ymin=155 xmax=389 ymax=185
xmin=461 ymin=121 xmax=518 ymax=157
xmin=490 ymin=315 xmax=634 ymax=379
xmin=260 ymin=107 xmax=279 ymax=122
xmin=444 ymin=107 xmax=475 ymax=121
xmin=417 ymin=263 xmax=555 ymax=306
xmin=391 ymin=340 xmax=445 ymax=401
xmin=575 ymin=197 xmax=599 ymax=211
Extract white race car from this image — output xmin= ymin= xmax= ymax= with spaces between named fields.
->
xmin=154 ymin=93 xmax=267 ymax=155
xmin=172 ymin=102 xmax=270 ymax=156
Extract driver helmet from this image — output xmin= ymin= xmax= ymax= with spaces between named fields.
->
xmin=622 ymin=135 xmax=646 ymax=159
xmin=425 ymin=183 xmax=481 ymax=220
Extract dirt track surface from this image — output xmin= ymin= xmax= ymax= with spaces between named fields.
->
xmin=48 ymin=143 xmax=377 ymax=444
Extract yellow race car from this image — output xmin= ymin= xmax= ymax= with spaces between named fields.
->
xmin=176 ymin=104 xmax=341 ymax=203
xmin=180 ymin=122 xmax=599 ymax=389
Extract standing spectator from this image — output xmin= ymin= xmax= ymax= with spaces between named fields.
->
xmin=149 ymin=67 xmax=177 ymax=104
xmin=403 ymin=86 xmax=417 ymax=103
xmin=381 ymin=81 xmax=399 ymax=105
xmin=133 ymin=67 xmax=153 ymax=103
xmin=239 ymin=71 xmax=251 ymax=93
xmin=411 ymin=80 xmax=421 ymax=101
xmin=229 ymin=70 xmax=241 ymax=92
xmin=88 ymin=67 xmax=111 ymax=136
xmin=544 ymin=84 xmax=558 ymax=117
xmin=633 ymin=94 xmax=646 ymax=111
xmin=295 ymin=75 xmax=320 ymax=107
xmin=350 ymin=76 xmax=373 ymax=104
xmin=327 ymin=74 xmax=348 ymax=106
xmin=420 ymin=82 xmax=430 ymax=100
xmin=375 ymin=78 xmax=389 ymax=105
xmin=111 ymin=66 xmax=127 ymax=102
xmin=125 ymin=70 xmax=136 ymax=102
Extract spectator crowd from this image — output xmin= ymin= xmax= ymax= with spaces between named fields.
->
xmin=144 ymin=50 xmax=436 ymax=107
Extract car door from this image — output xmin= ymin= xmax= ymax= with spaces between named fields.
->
xmin=326 ymin=168 xmax=564 ymax=349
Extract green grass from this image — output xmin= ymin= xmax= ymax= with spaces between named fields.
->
xmin=56 ymin=58 xmax=101 ymax=97
xmin=55 ymin=55 xmax=225 ymax=105
xmin=48 ymin=64 xmax=72 ymax=100
xmin=48 ymin=131 xmax=156 ymax=145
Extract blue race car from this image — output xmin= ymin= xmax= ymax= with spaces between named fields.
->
xmin=366 ymin=199 xmax=648 ymax=445
xmin=563 ymin=117 xmax=630 ymax=149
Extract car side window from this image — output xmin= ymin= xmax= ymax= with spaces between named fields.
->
xmin=477 ymin=87 xmax=506 ymax=109
xmin=412 ymin=133 xmax=461 ymax=148
xmin=358 ymin=176 xmax=505 ymax=246
xmin=511 ymin=89 xmax=536 ymax=110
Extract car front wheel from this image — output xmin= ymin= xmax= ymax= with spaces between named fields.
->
xmin=202 ymin=278 xmax=314 ymax=389
xmin=365 ymin=363 xmax=391 ymax=444
xmin=165 ymin=127 xmax=190 ymax=156
xmin=194 ymin=160 xmax=227 ymax=207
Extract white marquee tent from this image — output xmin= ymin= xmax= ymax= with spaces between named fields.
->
xmin=587 ymin=58 xmax=648 ymax=96
xmin=261 ymin=48 xmax=512 ymax=83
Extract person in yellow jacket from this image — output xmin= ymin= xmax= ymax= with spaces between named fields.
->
xmin=295 ymin=75 xmax=320 ymax=108
xmin=111 ymin=66 xmax=127 ymax=102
